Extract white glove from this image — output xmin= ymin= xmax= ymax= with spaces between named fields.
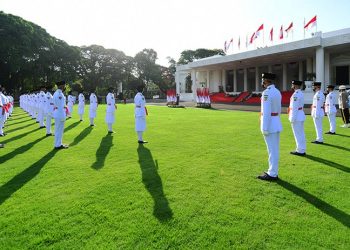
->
xmin=262 ymin=130 xmax=269 ymax=136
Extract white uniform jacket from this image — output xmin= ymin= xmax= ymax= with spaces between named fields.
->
xmin=260 ymin=84 xmax=282 ymax=134
xmin=311 ymin=91 xmax=325 ymax=118
xmin=288 ymin=89 xmax=305 ymax=122
xmin=52 ymin=89 xmax=67 ymax=120
xmin=134 ymin=92 xmax=146 ymax=117
xmin=325 ymin=91 xmax=337 ymax=114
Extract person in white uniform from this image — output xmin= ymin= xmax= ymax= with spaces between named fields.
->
xmin=134 ymin=85 xmax=148 ymax=144
xmin=38 ymin=86 xmax=46 ymax=128
xmin=78 ymin=93 xmax=85 ymax=121
xmin=258 ymin=73 xmax=282 ymax=181
xmin=52 ymin=81 xmax=68 ymax=149
xmin=325 ymin=84 xmax=337 ymax=135
xmin=45 ymin=86 xmax=54 ymax=136
xmin=105 ymin=88 xmax=117 ymax=133
xmin=311 ymin=82 xmax=325 ymax=144
xmin=67 ymin=92 xmax=75 ymax=119
xmin=89 ymin=90 xmax=98 ymax=126
xmin=288 ymin=80 xmax=306 ymax=156
xmin=0 ymin=85 xmax=5 ymax=137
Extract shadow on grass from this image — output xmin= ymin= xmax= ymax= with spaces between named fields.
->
xmin=6 ymin=122 xmax=37 ymax=133
xmin=91 ymin=133 xmax=113 ymax=170
xmin=137 ymin=144 xmax=173 ymax=222
xmin=0 ymin=149 xmax=58 ymax=206
xmin=7 ymin=116 xmax=34 ymax=125
xmin=305 ymin=154 xmax=350 ymax=173
xmin=335 ymin=133 xmax=350 ymax=138
xmin=64 ymin=121 xmax=80 ymax=132
xmin=0 ymin=136 xmax=47 ymax=165
xmin=70 ymin=126 xmax=93 ymax=147
xmin=1 ymin=127 xmax=41 ymax=144
xmin=320 ymin=142 xmax=350 ymax=152
xmin=277 ymin=179 xmax=350 ymax=228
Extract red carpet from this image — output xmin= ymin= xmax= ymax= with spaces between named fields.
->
xmin=210 ymin=93 xmax=236 ymax=103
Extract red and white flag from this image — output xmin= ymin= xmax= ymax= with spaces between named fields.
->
xmin=255 ymin=24 xmax=264 ymax=38
xmin=269 ymin=28 xmax=273 ymax=41
xmin=304 ymin=15 xmax=317 ymax=30
xmin=226 ymin=38 xmax=233 ymax=51
xmin=279 ymin=25 xmax=284 ymax=40
xmin=249 ymin=32 xmax=256 ymax=44
xmin=285 ymin=22 xmax=293 ymax=37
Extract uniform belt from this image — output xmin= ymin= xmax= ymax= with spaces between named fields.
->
xmin=312 ymin=106 xmax=324 ymax=109
xmin=261 ymin=112 xmax=279 ymax=116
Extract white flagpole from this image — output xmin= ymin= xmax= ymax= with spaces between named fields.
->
xmin=303 ymin=18 xmax=305 ymax=39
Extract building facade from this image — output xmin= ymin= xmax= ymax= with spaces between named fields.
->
xmin=175 ymin=28 xmax=350 ymax=103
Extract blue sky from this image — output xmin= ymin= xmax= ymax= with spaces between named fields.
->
xmin=2 ymin=0 xmax=350 ymax=66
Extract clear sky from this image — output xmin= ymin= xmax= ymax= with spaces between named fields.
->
xmin=2 ymin=0 xmax=350 ymax=66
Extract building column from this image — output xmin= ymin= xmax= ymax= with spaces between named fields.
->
xmin=243 ymin=68 xmax=248 ymax=91
xmin=324 ymin=52 xmax=330 ymax=85
xmin=313 ymin=55 xmax=316 ymax=74
xmin=283 ymin=63 xmax=287 ymax=91
xmin=222 ymin=69 xmax=226 ymax=91
xmin=191 ymin=70 xmax=196 ymax=101
xmin=255 ymin=66 xmax=259 ymax=92
xmin=298 ymin=61 xmax=303 ymax=80
xmin=316 ymin=47 xmax=325 ymax=90
xmin=233 ymin=69 xmax=237 ymax=92
xmin=175 ymin=71 xmax=180 ymax=93
xmin=206 ymin=70 xmax=210 ymax=89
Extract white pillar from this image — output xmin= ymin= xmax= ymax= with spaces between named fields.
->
xmin=191 ymin=70 xmax=196 ymax=101
xmin=298 ymin=61 xmax=303 ymax=80
xmin=283 ymin=63 xmax=287 ymax=91
xmin=255 ymin=66 xmax=259 ymax=91
xmin=206 ymin=70 xmax=210 ymax=89
xmin=222 ymin=69 xmax=226 ymax=91
xmin=324 ymin=52 xmax=330 ymax=85
xmin=313 ymin=55 xmax=316 ymax=74
xmin=233 ymin=69 xmax=237 ymax=92
xmin=243 ymin=68 xmax=248 ymax=91
xmin=175 ymin=71 xmax=180 ymax=93
xmin=316 ymin=47 xmax=325 ymax=90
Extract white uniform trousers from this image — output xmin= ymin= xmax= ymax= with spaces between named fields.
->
xmin=54 ymin=118 xmax=65 ymax=147
xmin=291 ymin=121 xmax=306 ymax=153
xmin=0 ymin=117 xmax=4 ymax=135
xmin=135 ymin=116 xmax=146 ymax=131
xmin=312 ymin=117 xmax=323 ymax=142
xmin=38 ymin=110 xmax=45 ymax=126
xmin=327 ymin=113 xmax=336 ymax=133
xmin=67 ymin=103 xmax=73 ymax=117
xmin=46 ymin=114 xmax=52 ymax=134
xmin=263 ymin=132 xmax=280 ymax=177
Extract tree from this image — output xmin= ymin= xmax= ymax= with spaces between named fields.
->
xmin=177 ymin=48 xmax=225 ymax=65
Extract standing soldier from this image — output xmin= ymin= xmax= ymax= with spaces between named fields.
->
xmin=45 ymin=85 xmax=54 ymax=136
xmin=325 ymin=84 xmax=337 ymax=134
xmin=0 ymin=85 xmax=4 ymax=137
xmin=89 ymin=90 xmax=98 ymax=126
xmin=105 ymin=87 xmax=117 ymax=133
xmin=38 ymin=86 xmax=47 ymax=128
xmin=338 ymin=85 xmax=350 ymax=128
xmin=311 ymin=82 xmax=325 ymax=144
xmin=67 ymin=91 xmax=75 ymax=119
xmin=134 ymin=85 xmax=148 ymax=144
xmin=78 ymin=92 xmax=85 ymax=121
xmin=288 ymin=80 xmax=306 ymax=156
xmin=53 ymin=81 xmax=68 ymax=149
xmin=257 ymin=73 xmax=282 ymax=181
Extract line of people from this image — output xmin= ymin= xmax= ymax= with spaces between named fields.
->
xmin=258 ymin=73 xmax=349 ymax=181
xmin=17 ymin=81 xmax=148 ymax=149
xmin=0 ymin=84 xmax=14 ymax=147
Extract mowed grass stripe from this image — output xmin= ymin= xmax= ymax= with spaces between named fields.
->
xmin=0 ymin=105 xmax=349 ymax=249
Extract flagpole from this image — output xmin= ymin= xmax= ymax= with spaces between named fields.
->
xmin=316 ymin=15 xmax=317 ymax=32
xmin=303 ymin=18 xmax=305 ymax=39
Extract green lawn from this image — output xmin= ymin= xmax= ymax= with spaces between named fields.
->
xmin=0 ymin=104 xmax=349 ymax=249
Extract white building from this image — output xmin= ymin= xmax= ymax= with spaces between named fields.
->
xmin=175 ymin=28 xmax=350 ymax=104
